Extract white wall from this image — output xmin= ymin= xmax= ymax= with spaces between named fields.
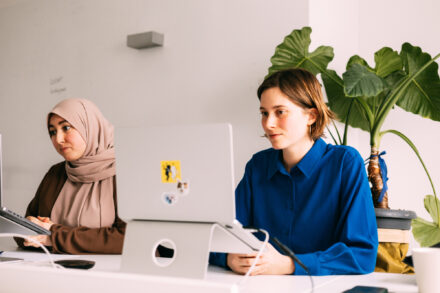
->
xmin=0 ymin=0 xmax=309 ymax=213
xmin=310 ymin=0 xmax=440 ymax=249
xmin=3 ymin=0 xmax=439 ymax=250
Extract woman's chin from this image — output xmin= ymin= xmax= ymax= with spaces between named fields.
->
xmin=62 ymin=154 xmax=81 ymax=162
xmin=270 ymin=142 xmax=284 ymax=150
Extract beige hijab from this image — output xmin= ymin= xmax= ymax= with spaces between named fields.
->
xmin=50 ymin=98 xmax=116 ymax=228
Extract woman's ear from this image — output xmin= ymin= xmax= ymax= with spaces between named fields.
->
xmin=307 ymin=108 xmax=318 ymax=126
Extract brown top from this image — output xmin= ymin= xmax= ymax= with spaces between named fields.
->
xmin=19 ymin=162 xmax=126 ymax=254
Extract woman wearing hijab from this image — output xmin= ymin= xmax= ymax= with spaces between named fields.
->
xmin=18 ymin=98 xmax=125 ymax=254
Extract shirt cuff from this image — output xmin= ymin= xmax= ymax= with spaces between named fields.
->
xmin=293 ymin=252 xmax=319 ymax=275
xmin=209 ymin=252 xmax=228 ymax=268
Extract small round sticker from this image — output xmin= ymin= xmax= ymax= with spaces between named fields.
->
xmin=162 ymin=192 xmax=178 ymax=205
xmin=177 ymin=179 xmax=190 ymax=196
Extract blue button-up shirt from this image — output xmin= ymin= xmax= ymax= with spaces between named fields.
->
xmin=210 ymin=138 xmax=378 ymax=275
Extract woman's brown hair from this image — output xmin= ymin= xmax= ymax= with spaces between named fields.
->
xmin=257 ymin=68 xmax=335 ymax=141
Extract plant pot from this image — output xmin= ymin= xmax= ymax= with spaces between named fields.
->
xmin=375 ymin=208 xmax=417 ymax=230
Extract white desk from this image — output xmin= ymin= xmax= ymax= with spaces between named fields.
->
xmin=0 ymin=249 xmax=418 ymax=293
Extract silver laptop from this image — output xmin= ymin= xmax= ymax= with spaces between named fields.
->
xmin=115 ymin=123 xmax=261 ymax=250
xmin=0 ymin=134 xmax=50 ymax=236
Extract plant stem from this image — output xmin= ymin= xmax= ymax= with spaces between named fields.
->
xmin=354 ymin=98 xmax=375 ymax=131
xmin=368 ymin=145 xmax=389 ymax=208
xmin=332 ymin=121 xmax=343 ymax=145
xmin=342 ymin=100 xmax=354 ymax=145
xmin=381 ymin=129 xmax=440 ymax=226
xmin=327 ymin=126 xmax=339 ymax=145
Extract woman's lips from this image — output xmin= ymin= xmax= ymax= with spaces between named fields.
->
xmin=269 ymin=134 xmax=281 ymax=139
xmin=60 ymin=147 xmax=70 ymax=152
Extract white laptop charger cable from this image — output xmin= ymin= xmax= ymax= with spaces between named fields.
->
xmin=0 ymin=233 xmax=64 ymax=269
xmin=237 ymin=228 xmax=269 ymax=287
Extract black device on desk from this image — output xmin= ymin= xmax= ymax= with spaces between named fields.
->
xmin=343 ymin=285 xmax=388 ymax=293
xmin=0 ymin=134 xmax=50 ymax=236
xmin=55 ymin=259 xmax=96 ymax=270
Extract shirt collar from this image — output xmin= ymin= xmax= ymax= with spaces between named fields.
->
xmin=267 ymin=150 xmax=286 ymax=179
xmin=267 ymin=138 xmax=327 ymax=179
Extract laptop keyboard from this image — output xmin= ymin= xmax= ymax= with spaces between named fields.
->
xmin=0 ymin=207 xmax=51 ymax=235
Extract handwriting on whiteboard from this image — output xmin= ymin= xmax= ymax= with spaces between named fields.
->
xmin=49 ymin=76 xmax=66 ymax=94
xmin=50 ymin=88 xmax=66 ymax=94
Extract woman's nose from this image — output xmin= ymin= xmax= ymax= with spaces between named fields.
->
xmin=264 ymin=114 xmax=276 ymax=129
xmin=55 ymin=131 xmax=65 ymax=144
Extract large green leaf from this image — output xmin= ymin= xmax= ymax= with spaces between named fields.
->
xmin=383 ymin=70 xmax=406 ymax=93
xmin=374 ymin=47 xmax=403 ymax=78
xmin=412 ymin=195 xmax=440 ymax=247
xmin=268 ymin=27 xmax=334 ymax=77
xmin=345 ymin=48 xmax=402 ymax=79
xmin=343 ymin=63 xmax=385 ymax=97
xmin=424 ymin=194 xmax=440 ymax=224
xmin=412 ymin=217 xmax=440 ymax=247
xmin=372 ymin=70 xmax=406 ymax=118
xmin=396 ymin=43 xmax=440 ymax=121
xmin=322 ymin=69 xmax=371 ymax=132
xmin=346 ymin=55 xmax=373 ymax=71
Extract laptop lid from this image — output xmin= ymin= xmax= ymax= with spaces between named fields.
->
xmin=0 ymin=133 xmax=3 ymax=207
xmin=115 ymin=123 xmax=236 ymax=224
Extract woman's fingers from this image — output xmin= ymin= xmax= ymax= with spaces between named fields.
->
xmin=229 ymin=244 xmax=294 ymax=276
xmin=37 ymin=216 xmax=50 ymax=223
xmin=227 ymin=253 xmax=268 ymax=275
xmin=23 ymin=236 xmax=38 ymax=247
xmin=26 ymin=216 xmax=38 ymax=223
xmin=228 ymin=254 xmax=248 ymax=273
xmin=249 ymin=263 xmax=266 ymax=276
xmin=25 ymin=216 xmax=53 ymax=230
xmin=23 ymin=235 xmax=51 ymax=247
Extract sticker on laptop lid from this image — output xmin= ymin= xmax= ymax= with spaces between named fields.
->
xmin=162 ymin=192 xmax=178 ymax=205
xmin=161 ymin=160 xmax=181 ymax=183
xmin=177 ymin=179 xmax=190 ymax=196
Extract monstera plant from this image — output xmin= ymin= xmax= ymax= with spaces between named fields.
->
xmin=267 ymin=26 xmax=440 ymax=247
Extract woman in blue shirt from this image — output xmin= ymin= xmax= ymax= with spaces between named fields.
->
xmin=210 ymin=68 xmax=378 ymax=275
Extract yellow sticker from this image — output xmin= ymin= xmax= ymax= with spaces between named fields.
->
xmin=161 ymin=160 xmax=182 ymax=183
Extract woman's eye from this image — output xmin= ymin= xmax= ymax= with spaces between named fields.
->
xmin=277 ymin=110 xmax=287 ymax=116
xmin=48 ymin=130 xmax=56 ymax=136
xmin=260 ymin=111 xmax=268 ymax=117
xmin=62 ymin=125 xmax=71 ymax=131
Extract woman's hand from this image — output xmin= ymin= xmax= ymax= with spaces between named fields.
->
xmin=27 ymin=216 xmax=54 ymax=230
xmin=227 ymin=242 xmax=295 ymax=275
xmin=23 ymin=234 xmax=52 ymax=247
xmin=22 ymin=216 xmax=54 ymax=247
